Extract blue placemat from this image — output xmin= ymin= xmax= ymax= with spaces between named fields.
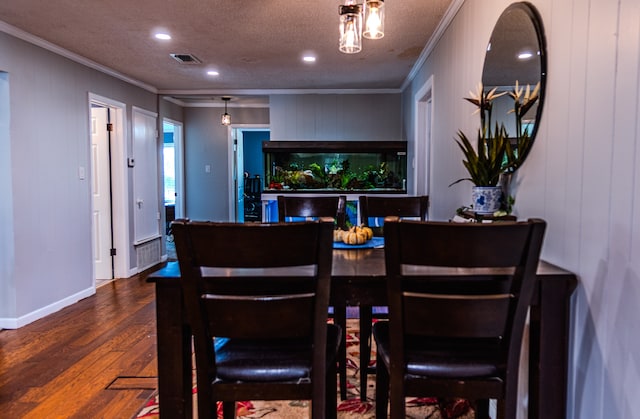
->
xmin=333 ymin=236 xmax=384 ymax=249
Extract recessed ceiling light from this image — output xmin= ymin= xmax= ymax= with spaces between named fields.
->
xmin=155 ymin=33 xmax=172 ymax=40
xmin=303 ymin=55 xmax=316 ymax=63
xmin=207 ymin=70 xmax=220 ymax=76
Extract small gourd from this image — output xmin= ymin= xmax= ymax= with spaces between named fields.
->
xmin=360 ymin=226 xmax=374 ymax=240
xmin=343 ymin=227 xmax=367 ymax=245
xmin=333 ymin=228 xmax=345 ymax=242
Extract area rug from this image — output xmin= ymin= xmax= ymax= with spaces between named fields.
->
xmin=134 ymin=319 xmax=475 ymax=418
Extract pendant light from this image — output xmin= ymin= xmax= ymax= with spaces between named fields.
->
xmin=221 ymin=97 xmax=231 ymax=126
xmin=339 ymin=2 xmax=362 ymax=54
xmin=363 ymin=0 xmax=385 ymax=39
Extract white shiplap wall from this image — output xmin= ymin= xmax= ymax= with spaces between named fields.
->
xmin=405 ymin=0 xmax=640 ymax=418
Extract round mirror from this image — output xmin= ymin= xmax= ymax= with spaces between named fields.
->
xmin=482 ymin=2 xmax=547 ymax=171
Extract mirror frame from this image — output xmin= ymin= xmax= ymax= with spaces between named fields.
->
xmin=482 ymin=2 xmax=547 ymax=172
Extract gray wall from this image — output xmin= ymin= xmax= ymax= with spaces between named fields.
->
xmin=0 ymin=31 xmax=159 ymax=325
xmin=404 ymin=0 xmax=640 ymax=417
xmin=183 ymin=107 xmax=269 ymax=221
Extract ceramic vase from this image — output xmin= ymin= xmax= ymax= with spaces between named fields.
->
xmin=472 ymin=186 xmax=503 ymax=214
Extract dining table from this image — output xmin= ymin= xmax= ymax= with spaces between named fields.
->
xmin=147 ymin=246 xmax=577 ymax=419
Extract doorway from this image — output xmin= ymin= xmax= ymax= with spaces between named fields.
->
xmin=229 ymin=126 xmax=270 ymax=222
xmin=162 ymin=119 xmax=184 ymax=238
xmin=89 ymin=94 xmax=128 ymax=286
xmin=414 ymin=75 xmax=434 ymax=201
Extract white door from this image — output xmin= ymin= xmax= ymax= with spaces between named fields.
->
xmin=91 ymin=106 xmax=113 ymax=280
xmin=133 ymin=108 xmax=160 ymax=244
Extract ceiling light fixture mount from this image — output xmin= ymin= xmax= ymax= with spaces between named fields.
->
xmin=221 ymin=97 xmax=231 ymax=126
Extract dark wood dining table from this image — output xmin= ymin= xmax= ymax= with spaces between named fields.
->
xmin=147 ymin=247 xmax=577 ymax=419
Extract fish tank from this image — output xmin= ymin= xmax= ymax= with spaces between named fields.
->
xmin=263 ymin=141 xmax=407 ymax=193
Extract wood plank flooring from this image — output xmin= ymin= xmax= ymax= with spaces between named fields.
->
xmin=0 ymin=264 xmax=165 ymax=418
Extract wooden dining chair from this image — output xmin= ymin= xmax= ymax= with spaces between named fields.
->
xmin=277 ymin=195 xmax=347 ymax=229
xmin=358 ymin=195 xmax=429 ymax=236
xmin=373 ymin=217 xmax=546 ymax=419
xmin=172 ymin=219 xmax=341 ymax=419
xmin=356 ymin=195 xmax=429 ymax=400
xmin=276 ymin=194 xmax=349 ymax=399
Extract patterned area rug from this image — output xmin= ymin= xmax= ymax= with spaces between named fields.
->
xmin=134 ymin=319 xmax=475 ymax=418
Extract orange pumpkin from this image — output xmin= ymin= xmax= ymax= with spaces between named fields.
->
xmin=343 ymin=227 xmax=367 ymax=245
xmin=360 ymin=226 xmax=374 ymax=240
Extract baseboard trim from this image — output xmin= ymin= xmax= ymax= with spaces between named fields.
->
xmin=0 ymin=286 xmax=95 ymax=329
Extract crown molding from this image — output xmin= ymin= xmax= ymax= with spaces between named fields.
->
xmin=0 ymin=20 xmax=157 ymax=94
xmin=158 ymin=88 xmax=402 ymax=96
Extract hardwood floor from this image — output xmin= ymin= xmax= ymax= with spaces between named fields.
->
xmin=0 ymin=264 xmax=165 ymax=418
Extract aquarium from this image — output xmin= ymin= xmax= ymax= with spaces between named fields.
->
xmin=263 ymin=141 xmax=407 ymax=193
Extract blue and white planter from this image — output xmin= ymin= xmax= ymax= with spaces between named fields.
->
xmin=472 ymin=186 xmax=503 ymax=214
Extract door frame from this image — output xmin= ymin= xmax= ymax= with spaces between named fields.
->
xmin=88 ymin=93 xmax=129 ymax=283
xmin=228 ymin=124 xmax=269 ymax=222
xmin=413 ymin=75 xmax=434 ymax=201
xmin=162 ymin=118 xmax=185 ymax=219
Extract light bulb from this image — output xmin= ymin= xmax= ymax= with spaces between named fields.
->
xmin=363 ymin=0 xmax=385 ymax=40
xmin=339 ymin=5 xmax=362 ymax=54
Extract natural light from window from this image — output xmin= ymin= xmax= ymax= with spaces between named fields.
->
xmin=163 ymin=144 xmax=175 ymax=205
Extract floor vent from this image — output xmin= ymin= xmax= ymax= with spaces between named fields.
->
xmin=136 ymin=239 xmax=161 ymax=272
xmin=170 ymin=53 xmax=202 ymax=64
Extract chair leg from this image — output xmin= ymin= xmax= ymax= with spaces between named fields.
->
xmin=326 ymin=353 xmax=338 ymax=419
xmin=388 ymin=373 xmax=405 ymax=419
xmin=333 ymin=304 xmax=348 ymax=400
xmin=222 ymin=401 xmax=235 ymax=419
xmin=359 ymin=305 xmax=373 ymax=401
xmin=374 ymin=351 xmax=389 ymax=419
xmin=496 ymin=398 xmax=516 ymax=419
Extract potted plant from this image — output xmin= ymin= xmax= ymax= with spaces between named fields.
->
xmin=505 ymin=81 xmax=540 ymax=172
xmin=450 ymin=82 xmax=539 ymax=214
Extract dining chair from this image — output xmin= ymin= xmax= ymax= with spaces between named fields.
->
xmin=358 ymin=195 xmax=429 ymax=236
xmin=171 ymin=218 xmax=341 ymax=419
xmin=373 ymin=217 xmax=546 ymax=419
xmin=276 ymin=194 xmax=349 ymax=400
xmin=277 ymin=195 xmax=347 ymax=229
xmin=356 ymin=194 xmax=429 ymax=400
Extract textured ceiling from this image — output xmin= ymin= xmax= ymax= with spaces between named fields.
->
xmin=0 ymin=0 xmax=456 ymax=103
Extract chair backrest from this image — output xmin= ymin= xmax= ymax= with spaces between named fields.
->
xmin=383 ymin=217 xmax=546 ymax=377
xmin=277 ymin=195 xmax=347 ymax=229
xmin=171 ymin=219 xmax=334 ymax=404
xmin=358 ymin=195 xmax=429 ymax=235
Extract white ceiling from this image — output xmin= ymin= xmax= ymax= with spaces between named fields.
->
xmin=0 ymin=0 xmax=456 ymax=104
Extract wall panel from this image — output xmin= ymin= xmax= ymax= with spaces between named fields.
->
xmin=270 ymin=93 xmax=402 ymax=141
xmin=403 ymin=1 xmax=640 ymax=418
